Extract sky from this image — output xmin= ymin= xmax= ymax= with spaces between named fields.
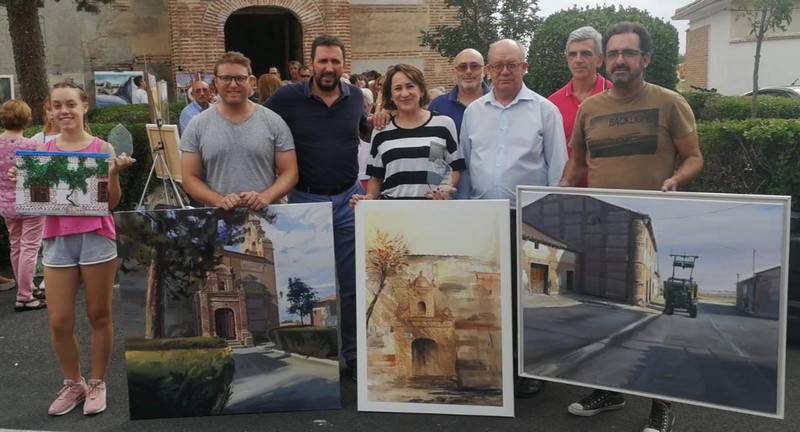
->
xmin=537 ymin=0 xmax=691 ymax=53
xmin=520 ymin=190 xmax=789 ymax=293
xmin=227 ymin=203 xmax=337 ymax=323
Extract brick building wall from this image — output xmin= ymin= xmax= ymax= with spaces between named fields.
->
xmin=684 ymin=25 xmax=709 ymax=90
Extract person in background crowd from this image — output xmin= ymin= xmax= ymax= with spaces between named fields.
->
xmin=350 ymin=74 xmax=368 ymax=88
xmin=299 ymin=66 xmax=312 ymax=81
xmin=131 ymin=76 xmax=148 ymax=104
xmin=268 ymin=66 xmax=281 ymax=77
xmin=179 ymin=80 xmax=211 ymax=135
xmin=548 ymin=26 xmax=613 ymax=187
xmin=559 ymin=22 xmax=703 ymax=432
xmin=285 ymin=60 xmax=304 ymax=85
xmin=258 ymin=73 xmax=283 ymax=104
xmin=31 ymin=96 xmax=61 ymax=145
xmin=428 ymin=48 xmax=490 ymax=133
xmin=0 ymin=100 xmax=45 ymax=311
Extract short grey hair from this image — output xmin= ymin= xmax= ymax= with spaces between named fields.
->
xmin=488 ymin=39 xmax=526 ymax=62
xmin=565 ymin=26 xmax=602 ymax=55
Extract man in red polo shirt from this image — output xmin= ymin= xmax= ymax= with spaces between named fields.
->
xmin=548 ymin=26 xmax=613 ymax=187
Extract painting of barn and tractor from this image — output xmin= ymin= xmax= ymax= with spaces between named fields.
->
xmin=356 ymin=200 xmax=513 ymax=417
xmin=116 ymin=204 xmax=340 ymax=419
xmin=517 ymin=187 xmax=789 ymax=418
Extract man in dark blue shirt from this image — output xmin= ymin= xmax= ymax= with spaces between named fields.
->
xmin=428 ymin=48 xmax=491 ymax=134
xmin=265 ymin=35 xmax=370 ymax=380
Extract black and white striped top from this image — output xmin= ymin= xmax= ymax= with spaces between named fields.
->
xmin=366 ymin=112 xmax=466 ymax=199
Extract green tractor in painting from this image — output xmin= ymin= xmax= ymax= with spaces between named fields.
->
xmin=663 ymin=254 xmax=699 ymax=318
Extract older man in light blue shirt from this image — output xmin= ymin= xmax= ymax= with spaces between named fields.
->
xmin=457 ymin=39 xmax=567 ymax=399
xmin=458 ymin=39 xmax=568 ymax=206
xmin=179 ymin=80 xmax=211 ymax=134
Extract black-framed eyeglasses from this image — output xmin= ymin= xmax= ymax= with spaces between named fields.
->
xmin=455 ymin=63 xmax=483 ymax=72
xmin=216 ymin=75 xmax=248 ymax=85
xmin=488 ymin=62 xmax=522 ymax=73
xmin=605 ymin=49 xmax=646 ymax=60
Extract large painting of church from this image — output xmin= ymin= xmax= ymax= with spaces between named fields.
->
xmin=355 ymin=200 xmax=514 ymax=417
xmin=116 ymin=204 xmax=340 ymax=419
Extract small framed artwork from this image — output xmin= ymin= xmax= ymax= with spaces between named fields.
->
xmin=517 ymin=186 xmax=790 ymax=419
xmin=145 ymin=124 xmax=182 ymax=182
xmin=15 ymin=150 xmax=110 ymax=216
xmin=0 ymin=75 xmax=14 ymax=104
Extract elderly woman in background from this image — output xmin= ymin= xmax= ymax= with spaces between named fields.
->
xmin=257 ymin=73 xmax=282 ymax=104
xmin=350 ymin=64 xmax=464 ymax=205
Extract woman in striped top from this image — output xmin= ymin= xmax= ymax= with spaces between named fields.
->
xmin=349 ymin=64 xmax=465 ymax=207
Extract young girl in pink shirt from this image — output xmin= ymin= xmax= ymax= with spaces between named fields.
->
xmin=11 ymin=81 xmax=134 ymax=416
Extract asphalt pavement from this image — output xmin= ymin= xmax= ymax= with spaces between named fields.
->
xmin=2 ymin=286 xmax=800 ymax=432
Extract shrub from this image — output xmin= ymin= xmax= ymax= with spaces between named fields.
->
xmin=268 ymin=326 xmax=338 ymax=359
xmin=683 ymin=93 xmax=800 ymax=121
xmin=87 ymin=103 xmax=184 ymax=125
xmin=526 ymin=5 xmax=679 ymax=97
xmin=688 ymin=119 xmax=800 ymax=211
xmin=125 ymin=336 xmax=228 ymax=351
xmin=125 ymin=342 xmax=234 ymax=419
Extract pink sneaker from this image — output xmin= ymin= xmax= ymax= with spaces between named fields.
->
xmin=83 ymin=379 xmax=107 ymax=415
xmin=48 ymin=378 xmax=87 ymax=416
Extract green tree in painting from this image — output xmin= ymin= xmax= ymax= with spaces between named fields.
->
xmin=285 ymin=277 xmax=318 ymax=325
xmin=117 ymin=208 xmax=276 ymax=339
xmin=365 ymin=229 xmax=409 ymax=326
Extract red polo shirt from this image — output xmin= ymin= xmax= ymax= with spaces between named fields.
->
xmin=548 ymin=73 xmax=613 ymax=187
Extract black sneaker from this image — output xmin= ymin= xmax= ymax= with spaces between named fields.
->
xmin=568 ymin=390 xmax=626 ymax=416
xmin=642 ymin=400 xmax=675 ymax=432
xmin=345 ymin=359 xmax=357 ymax=382
xmin=514 ymin=377 xmax=544 ymax=398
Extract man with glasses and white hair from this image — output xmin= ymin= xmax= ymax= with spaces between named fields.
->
xmin=560 ymin=22 xmax=703 ymax=432
xmin=549 ymin=26 xmax=613 ymax=187
xmin=180 ymin=51 xmax=298 ymax=211
xmin=428 ymin=48 xmax=490 ymax=133
xmin=457 ymin=38 xmax=568 ymax=399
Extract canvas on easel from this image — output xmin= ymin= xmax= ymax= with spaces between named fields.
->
xmin=145 ymin=123 xmax=182 ymax=183
xmin=15 ymin=150 xmax=110 ymax=216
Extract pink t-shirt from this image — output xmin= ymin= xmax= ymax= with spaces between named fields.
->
xmin=0 ymin=136 xmax=38 ymax=219
xmin=42 ymin=137 xmax=116 ymax=241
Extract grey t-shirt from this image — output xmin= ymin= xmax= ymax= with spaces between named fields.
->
xmin=179 ymin=104 xmax=295 ymax=196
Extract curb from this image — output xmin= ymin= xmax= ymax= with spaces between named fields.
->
xmin=526 ymin=312 xmax=660 ymax=378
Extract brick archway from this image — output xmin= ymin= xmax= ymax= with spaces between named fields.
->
xmin=202 ymin=0 xmax=325 ymax=66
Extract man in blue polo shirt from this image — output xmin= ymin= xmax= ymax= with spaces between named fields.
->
xmin=265 ymin=34 xmax=370 ymax=381
xmin=428 ymin=48 xmax=490 ymax=133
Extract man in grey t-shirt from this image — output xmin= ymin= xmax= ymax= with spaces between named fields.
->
xmin=180 ymin=51 xmax=298 ymax=210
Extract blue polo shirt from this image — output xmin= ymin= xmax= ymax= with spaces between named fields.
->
xmin=265 ymin=80 xmax=369 ymax=190
xmin=428 ymin=82 xmax=491 ymax=134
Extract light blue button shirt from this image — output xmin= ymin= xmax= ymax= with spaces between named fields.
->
xmin=457 ymin=85 xmax=568 ymax=207
xmin=179 ymin=101 xmax=205 ymax=135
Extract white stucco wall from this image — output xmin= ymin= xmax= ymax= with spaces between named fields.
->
xmin=688 ymin=6 xmax=800 ymax=95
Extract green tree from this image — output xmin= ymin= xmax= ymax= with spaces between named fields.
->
xmin=736 ymin=0 xmax=794 ymax=118
xmin=419 ymin=0 xmax=540 ymax=60
xmin=285 ymin=277 xmax=318 ymax=326
xmin=526 ymin=5 xmax=679 ymax=97
xmin=365 ymin=230 xmax=409 ymax=325
xmin=1 ymin=0 xmax=112 ymax=123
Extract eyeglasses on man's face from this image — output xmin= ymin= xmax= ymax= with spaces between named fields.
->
xmin=216 ymin=75 xmax=249 ymax=85
xmin=455 ymin=63 xmax=483 ymax=73
xmin=605 ymin=49 xmax=646 ymax=60
xmin=487 ymin=62 xmax=522 ymax=73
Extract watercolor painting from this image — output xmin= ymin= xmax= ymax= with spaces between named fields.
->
xmin=517 ymin=186 xmax=789 ymax=418
xmin=93 ymin=71 xmax=156 ymax=107
xmin=116 ymin=204 xmax=340 ymax=420
xmin=355 ymin=200 xmax=514 ymax=417
xmin=0 ymin=75 xmax=14 ymax=104
xmin=15 ymin=150 xmax=110 ymax=216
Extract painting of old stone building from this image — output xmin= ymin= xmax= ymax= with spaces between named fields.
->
xmin=356 ymin=200 xmax=513 ymax=417
xmin=117 ymin=203 xmax=340 ymax=419
xmin=521 ymin=193 xmax=659 ymax=306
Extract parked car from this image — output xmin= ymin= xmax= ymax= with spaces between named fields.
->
xmin=742 ymin=85 xmax=800 ymax=98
